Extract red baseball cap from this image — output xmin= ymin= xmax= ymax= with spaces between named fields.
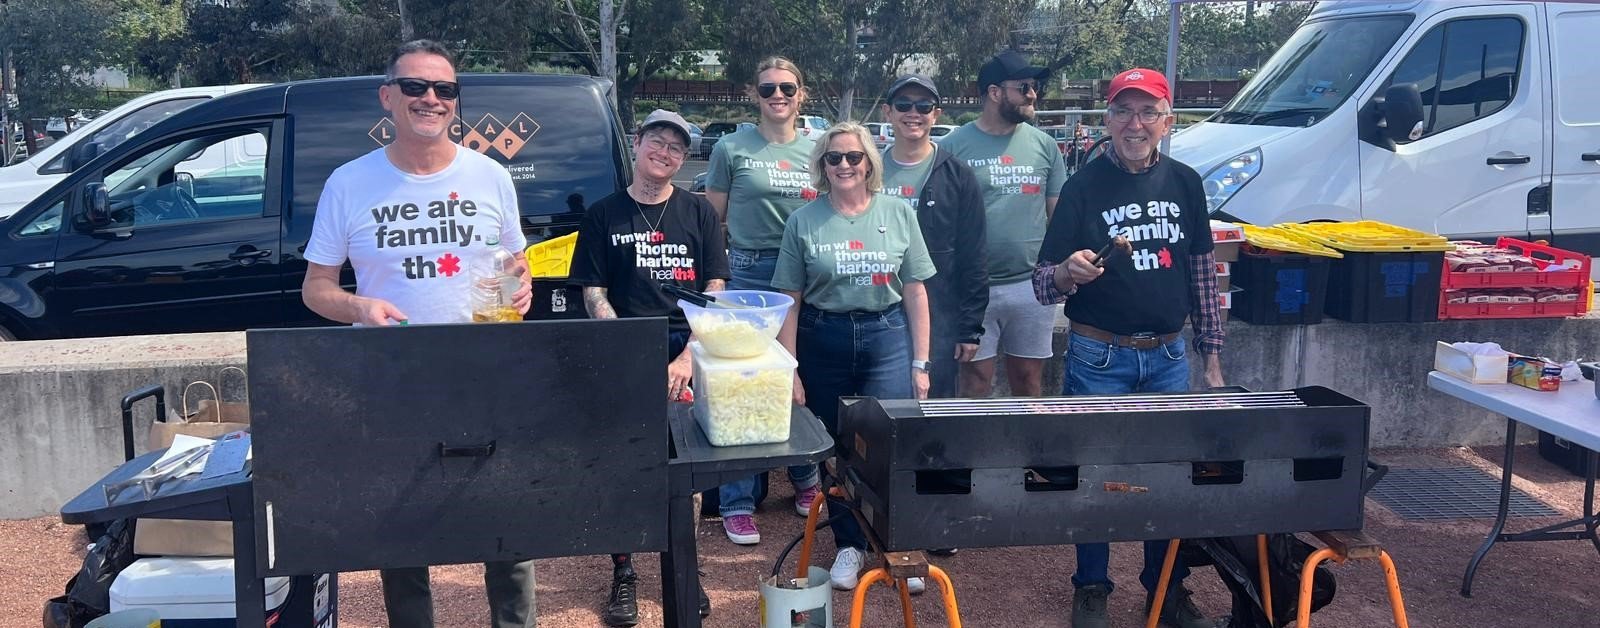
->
xmin=1107 ymin=68 xmax=1171 ymax=103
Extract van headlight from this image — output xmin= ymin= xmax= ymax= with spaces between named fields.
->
xmin=1201 ymin=148 xmax=1262 ymax=213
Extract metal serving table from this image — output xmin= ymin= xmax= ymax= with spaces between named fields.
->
xmin=1426 ymin=371 xmax=1600 ymax=596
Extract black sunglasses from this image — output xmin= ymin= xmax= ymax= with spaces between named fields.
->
xmin=1001 ymin=81 xmax=1039 ymax=95
xmin=823 ymin=151 xmax=867 ymax=166
xmin=892 ymin=99 xmax=937 ymax=114
xmin=387 ymin=77 xmax=460 ymax=100
xmin=757 ymin=82 xmax=799 ymax=98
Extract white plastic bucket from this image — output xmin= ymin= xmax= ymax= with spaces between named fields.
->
xmin=759 ymin=565 xmax=832 ymax=627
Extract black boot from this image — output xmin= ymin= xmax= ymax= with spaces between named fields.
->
xmin=604 ymin=557 xmax=639 ymax=627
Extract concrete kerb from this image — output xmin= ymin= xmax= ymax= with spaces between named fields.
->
xmin=3 ymin=318 xmax=1597 ymax=519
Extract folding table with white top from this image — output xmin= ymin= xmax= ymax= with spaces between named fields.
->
xmin=1425 ymin=371 xmax=1600 ymax=597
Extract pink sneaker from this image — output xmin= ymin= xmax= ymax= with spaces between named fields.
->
xmin=794 ymin=485 xmax=821 ymax=517
xmin=722 ymin=514 xmax=760 ymax=545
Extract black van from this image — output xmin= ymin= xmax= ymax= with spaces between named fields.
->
xmin=0 ymin=74 xmax=628 ymax=340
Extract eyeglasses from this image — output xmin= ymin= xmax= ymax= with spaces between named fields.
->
xmin=892 ymin=99 xmax=937 ymax=114
xmin=1108 ymin=107 xmax=1173 ymax=125
xmin=823 ymin=151 xmax=867 ymax=166
xmin=757 ymin=82 xmax=799 ymax=98
xmin=1001 ymin=81 xmax=1038 ymax=95
xmin=641 ymin=135 xmax=687 ymax=158
xmin=386 ymin=77 xmax=460 ymax=100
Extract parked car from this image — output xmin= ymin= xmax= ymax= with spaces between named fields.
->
xmin=1171 ymin=0 xmax=1600 ymax=256
xmin=0 ymin=84 xmax=267 ymax=220
xmin=865 ymin=122 xmax=895 ymax=150
xmin=697 ymin=121 xmax=755 ymax=159
xmin=796 ymin=115 xmax=830 ymax=139
xmin=929 ymin=125 xmax=957 ymax=143
xmin=691 ymin=171 xmax=707 ymax=193
xmin=0 ymin=73 xmax=629 ymax=341
xmin=686 ymin=122 xmax=704 ymax=159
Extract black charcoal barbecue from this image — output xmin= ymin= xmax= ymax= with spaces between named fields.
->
xmin=836 ymin=387 xmax=1370 ymax=551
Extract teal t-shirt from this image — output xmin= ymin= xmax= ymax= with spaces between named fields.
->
xmin=706 ymin=127 xmax=817 ymax=250
xmin=938 ymin=122 xmax=1067 ymax=284
xmin=880 ymin=148 xmax=935 ymax=210
xmin=771 ymin=194 xmax=937 ymax=313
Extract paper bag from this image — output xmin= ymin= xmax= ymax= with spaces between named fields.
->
xmin=137 ymin=368 xmax=250 ymax=557
xmin=150 ymin=368 xmax=251 ymax=449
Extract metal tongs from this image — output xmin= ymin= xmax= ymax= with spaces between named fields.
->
xmin=101 ymin=442 xmax=213 ymax=504
xmin=660 ymin=283 xmax=754 ymax=309
xmin=1089 ymin=236 xmax=1134 ymax=268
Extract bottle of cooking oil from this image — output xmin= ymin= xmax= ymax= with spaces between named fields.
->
xmin=471 ymin=235 xmax=522 ymax=323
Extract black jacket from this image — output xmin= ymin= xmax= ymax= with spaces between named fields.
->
xmin=911 ymin=147 xmax=989 ymax=346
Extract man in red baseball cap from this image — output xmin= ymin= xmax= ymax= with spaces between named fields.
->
xmin=1032 ymin=66 xmax=1226 ymax=628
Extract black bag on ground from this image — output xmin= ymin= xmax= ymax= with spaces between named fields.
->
xmin=1183 ymin=534 xmax=1336 ymax=628
xmin=42 ymin=518 xmax=137 ymax=628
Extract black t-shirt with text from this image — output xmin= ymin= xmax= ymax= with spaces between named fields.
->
xmin=568 ymin=187 xmax=730 ymax=332
xmin=1038 ymin=155 xmax=1213 ymax=336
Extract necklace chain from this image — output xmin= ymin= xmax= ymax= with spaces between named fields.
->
xmin=632 ymin=187 xmax=668 ymax=234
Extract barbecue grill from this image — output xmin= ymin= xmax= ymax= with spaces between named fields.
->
xmin=836 ymin=387 xmax=1370 ymax=551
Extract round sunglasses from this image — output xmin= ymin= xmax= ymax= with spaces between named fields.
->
xmin=823 ymin=151 xmax=867 ymax=166
xmin=757 ymin=82 xmax=799 ymax=98
xmin=386 ymin=77 xmax=460 ymax=100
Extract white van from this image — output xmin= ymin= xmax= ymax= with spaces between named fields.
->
xmin=0 ymin=84 xmax=265 ymax=219
xmin=1172 ymin=1 xmax=1600 ymax=255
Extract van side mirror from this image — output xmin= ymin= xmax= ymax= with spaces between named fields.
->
xmin=1379 ymin=84 xmax=1425 ymax=143
xmin=83 ymin=183 xmax=111 ymax=228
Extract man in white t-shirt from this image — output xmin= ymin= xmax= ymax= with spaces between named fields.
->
xmin=301 ymin=40 xmax=535 ymax=628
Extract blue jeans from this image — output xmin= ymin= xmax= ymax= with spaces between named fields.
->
xmin=1063 ymin=331 xmax=1192 ymax=594
xmin=718 ymin=248 xmax=818 ymax=516
xmin=798 ymin=304 xmax=913 ymax=550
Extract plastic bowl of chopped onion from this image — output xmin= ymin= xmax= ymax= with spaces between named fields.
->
xmin=679 ymin=290 xmax=794 ymax=359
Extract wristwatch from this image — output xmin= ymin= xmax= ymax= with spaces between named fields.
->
xmin=911 ymin=359 xmax=931 ymax=371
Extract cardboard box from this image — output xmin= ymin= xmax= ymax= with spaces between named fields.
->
xmin=1211 ymin=220 xmax=1245 ymax=243
xmin=1215 ymin=262 xmax=1231 ymax=291
xmin=1508 ymin=354 xmax=1561 ymax=391
xmin=1214 ymin=242 xmax=1241 ymax=263
xmin=1433 ymin=341 xmax=1508 ymax=384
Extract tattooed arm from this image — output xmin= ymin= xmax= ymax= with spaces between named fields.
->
xmin=583 ymin=286 xmax=618 ymax=319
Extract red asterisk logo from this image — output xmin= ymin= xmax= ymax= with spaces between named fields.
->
xmin=437 ymin=253 xmax=462 ymax=277
xmin=1000 ymin=155 xmax=1015 ymax=165
xmin=1022 ymin=184 xmax=1041 ymax=195
xmin=901 ymin=186 xmax=914 ymax=197
xmin=449 ymin=191 xmax=459 ymax=200
xmin=1158 ymin=248 xmax=1172 ymax=268
xmin=801 ymin=188 xmax=818 ymax=201
xmin=777 ymin=160 xmax=793 ymax=170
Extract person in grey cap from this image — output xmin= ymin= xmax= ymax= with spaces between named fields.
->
xmin=939 ymin=50 xmax=1067 ymax=400
xmin=878 ymin=75 xmax=989 ymax=401
xmin=568 ymin=108 xmax=723 ymax=626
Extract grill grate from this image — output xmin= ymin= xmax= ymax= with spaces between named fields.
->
xmin=1369 ymin=467 xmax=1560 ymax=521
xmin=918 ymin=391 xmax=1307 ymax=417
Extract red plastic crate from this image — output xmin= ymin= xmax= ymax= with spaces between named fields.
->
xmin=1441 ymin=237 xmax=1589 ymax=290
xmin=1438 ymin=300 xmax=1588 ymax=320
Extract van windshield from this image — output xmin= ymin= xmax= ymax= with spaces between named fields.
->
xmin=1212 ymin=14 xmax=1412 ymax=127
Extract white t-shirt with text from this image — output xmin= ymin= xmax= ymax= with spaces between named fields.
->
xmin=305 ymin=146 xmax=527 ymax=324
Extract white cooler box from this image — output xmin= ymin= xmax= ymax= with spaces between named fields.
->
xmin=110 ymin=557 xmax=291 ymax=627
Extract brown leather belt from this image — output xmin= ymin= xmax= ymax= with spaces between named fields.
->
xmin=1071 ymin=322 xmax=1181 ymax=350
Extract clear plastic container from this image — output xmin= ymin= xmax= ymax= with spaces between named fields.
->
xmin=678 ymin=290 xmax=793 ymax=359
xmin=472 ymin=235 xmax=522 ymax=323
xmin=691 ymin=339 xmax=796 ymax=446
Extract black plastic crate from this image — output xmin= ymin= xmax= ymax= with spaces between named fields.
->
xmin=1233 ymin=253 xmax=1331 ymax=325
xmin=530 ymin=279 xmax=586 ymax=320
xmin=1538 ymin=430 xmax=1595 ymax=478
xmin=1324 ymin=251 xmax=1443 ymax=323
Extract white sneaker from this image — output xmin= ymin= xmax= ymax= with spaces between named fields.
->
xmin=830 ymin=547 xmax=865 ymax=590
xmin=902 ymin=577 xmax=926 ymax=595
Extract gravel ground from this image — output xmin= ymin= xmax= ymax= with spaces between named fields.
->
xmin=6 ymin=445 xmax=1599 ymax=627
